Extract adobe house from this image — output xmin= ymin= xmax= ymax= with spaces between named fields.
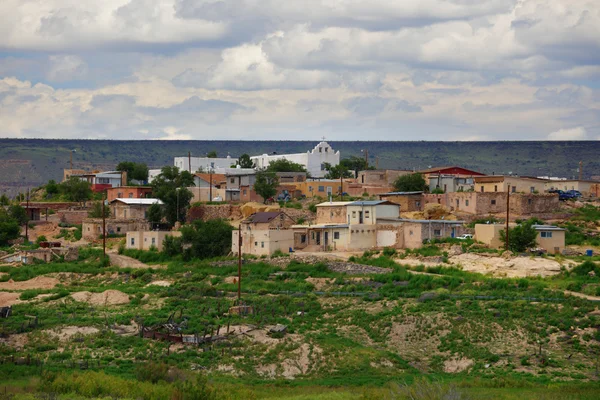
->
xmin=376 ymin=219 xmax=467 ymax=249
xmin=127 ymin=230 xmax=182 ymax=251
xmin=106 ymin=186 xmax=153 ymax=202
xmin=423 ymin=192 xmax=559 ymax=215
xmin=232 ymin=212 xmax=296 ymax=256
xmin=474 ymin=223 xmax=565 ymax=254
xmin=545 ymin=180 xmax=600 ymax=197
xmin=378 ymin=192 xmax=424 ymax=212
xmin=357 ymin=170 xmax=412 ymax=186
xmin=418 ymin=166 xmax=485 ymax=179
xmin=474 ymin=176 xmax=547 ymax=194
xmin=110 ymin=198 xmax=163 ymax=219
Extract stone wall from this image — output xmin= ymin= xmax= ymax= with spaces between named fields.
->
xmin=187 ymin=204 xmax=243 ymax=222
xmin=57 ymin=210 xmax=89 ymax=225
xmin=510 ymin=193 xmax=559 ymax=215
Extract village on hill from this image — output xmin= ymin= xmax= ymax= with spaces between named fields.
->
xmin=2 ymin=141 xmax=600 ymax=398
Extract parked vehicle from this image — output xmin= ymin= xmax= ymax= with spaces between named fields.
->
xmin=456 ymin=234 xmax=473 ymax=240
xmin=277 ymin=190 xmax=291 ymax=202
xmin=566 ymin=190 xmax=582 ymax=198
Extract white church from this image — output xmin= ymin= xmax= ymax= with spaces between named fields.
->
xmin=251 ymin=141 xmax=340 ymax=178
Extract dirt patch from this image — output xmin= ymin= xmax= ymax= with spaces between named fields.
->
xmin=256 ymin=363 xmax=277 ymax=378
xmin=0 ymin=333 xmax=28 ymax=348
xmin=282 ymin=343 xmax=311 ymax=379
xmin=45 ymin=326 xmax=99 ymax=341
xmin=146 ymin=280 xmax=172 ymax=287
xmin=71 ymin=290 xmax=130 ymax=305
xmin=224 ymin=276 xmax=238 ymax=284
xmin=564 ymin=290 xmax=600 ymax=301
xmin=0 ymin=292 xmax=21 ymax=306
xmin=444 ymin=357 xmax=474 ymax=373
xmin=305 ymin=277 xmax=333 ymax=290
xmin=108 ymin=253 xmax=160 ymax=269
xmin=0 ymin=276 xmax=59 ymax=290
xmin=448 ymin=253 xmax=566 ymax=278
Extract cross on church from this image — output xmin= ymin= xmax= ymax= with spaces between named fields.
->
xmin=321 ymin=136 xmax=326 ymax=141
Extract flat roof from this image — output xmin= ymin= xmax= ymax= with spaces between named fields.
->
xmin=316 ymin=201 xmax=352 ymax=207
xmin=380 ymin=191 xmax=423 ymax=195
xmin=110 ymin=198 xmax=163 ymax=205
xmin=292 ymin=224 xmax=349 ymax=229
xmin=348 ymin=200 xmax=398 ymax=206
xmin=532 ymin=225 xmax=566 ymax=231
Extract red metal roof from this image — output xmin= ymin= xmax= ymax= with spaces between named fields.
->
xmin=418 ymin=166 xmax=485 ymax=176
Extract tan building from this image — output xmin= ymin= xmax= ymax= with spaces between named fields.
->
xmin=475 ymin=223 xmax=565 ymax=254
xmin=377 ymin=219 xmax=467 ymax=249
xmin=82 ymin=218 xmax=149 ymax=240
xmin=127 ymin=230 xmax=182 ymax=251
xmin=110 ymin=198 xmax=163 ymax=219
xmin=474 ymin=176 xmax=547 ymax=194
xmin=357 ymin=170 xmax=412 ymax=186
xmin=379 ymin=192 xmax=423 ymax=212
xmin=232 ymin=212 xmax=296 ymax=256
xmin=423 ymin=192 xmax=559 ymax=215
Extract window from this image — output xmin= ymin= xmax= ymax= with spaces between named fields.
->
xmin=409 ymin=230 xmax=413 ymax=235
xmin=117 ymin=227 xmax=121 ymax=233
xmin=124 ymin=210 xmax=127 ymax=218
xmin=330 ymin=212 xmax=334 ymax=218
xmin=434 ymin=229 xmax=441 ymax=236
xmin=465 ymin=200 xmax=469 ymax=206
xmin=319 ymin=147 xmax=322 ymax=153
xmin=491 ymin=200 xmax=496 ymax=205
xmin=97 ymin=178 xmax=110 ymax=184
xmin=261 ymin=242 xmax=264 ymax=248
xmin=540 ymin=231 xmax=553 ymax=238
xmin=254 ymin=242 xmax=257 ymax=246
xmin=300 ymin=235 xmax=306 ymax=243
xmin=415 ymin=201 xmax=421 ymax=208
xmin=456 ymin=199 xmax=460 ymax=207
xmin=528 ymin=199 xmax=532 ymax=205
xmin=144 ymin=238 xmax=147 ymax=242
xmin=309 ymin=186 xmax=313 ymax=192
xmin=334 ymin=232 xmax=340 ymax=239
xmin=365 ymin=211 xmax=370 ymax=218
xmin=129 ymin=193 xmax=133 ymax=198
xmin=494 ymin=185 xmax=497 ymax=192
xmin=243 ymin=189 xmax=247 ymax=195
xmin=117 ymin=192 xmax=122 ymax=198
xmin=311 ymin=232 xmax=315 ymax=239
xmin=318 ymin=186 xmax=325 ymax=192
xmin=530 ymin=187 xmax=535 ymax=193
xmin=352 ymin=211 xmax=356 ymax=217
xmin=325 ymin=147 xmax=328 ymax=152
xmin=320 ymin=163 xmax=325 ymax=171
xmin=131 ymin=238 xmax=135 ymax=245
xmin=231 ymin=178 xmax=235 ymax=183
xmin=511 ymin=186 xmax=516 ymax=193
xmin=152 ymin=238 xmax=156 ymax=245
xmin=480 ymin=186 xmax=484 ymax=193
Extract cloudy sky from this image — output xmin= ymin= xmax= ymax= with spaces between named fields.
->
xmin=0 ymin=0 xmax=599 ymax=141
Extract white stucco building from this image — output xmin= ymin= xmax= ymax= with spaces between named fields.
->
xmin=250 ymin=141 xmax=340 ymax=178
xmin=174 ymin=156 xmax=238 ymax=173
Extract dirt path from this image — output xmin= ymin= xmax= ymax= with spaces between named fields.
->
xmin=108 ymin=253 xmax=158 ymax=269
xmin=0 ymin=276 xmax=59 ymax=290
xmin=564 ymin=290 xmax=600 ymax=302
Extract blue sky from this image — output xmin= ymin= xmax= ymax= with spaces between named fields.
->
xmin=0 ymin=0 xmax=599 ymax=141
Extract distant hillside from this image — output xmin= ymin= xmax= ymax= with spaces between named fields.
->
xmin=0 ymin=139 xmax=598 ymax=196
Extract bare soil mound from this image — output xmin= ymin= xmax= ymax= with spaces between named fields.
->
xmin=71 ymin=290 xmax=130 ymax=305
xmin=46 ymin=326 xmax=99 ymax=341
xmin=145 ymin=280 xmax=172 ymax=287
xmin=108 ymin=253 xmax=155 ymax=269
xmin=239 ymin=202 xmax=280 ymax=218
xmin=0 ymin=276 xmax=59 ymax=290
xmin=0 ymin=292 xmax=21 ymax=306
xmin=449 ymin=253 xmax=564 ymax=278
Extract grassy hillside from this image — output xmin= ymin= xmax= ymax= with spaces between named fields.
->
xmin=0 ymin=139 xmax=599 ymax=195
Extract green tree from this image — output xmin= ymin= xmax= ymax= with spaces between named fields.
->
xmin=237 ymin=153 xmax=254 ymax=168
xmin=0 ymin=194 xmax=9 ymax=206
xmin=151 ymin=166 xmax=195 ymax=226
xmin=207 ymin=151 xmax=218 ymax=158
xmin=59 ymin=177 xmax=93 ymax=204
xmin=393 ymin=173 xmax=427 ymax=192
xmin=266 ymin=159 xmax=307 ymax=172
xmin=0 ymin=208 xmax=21 ymax=246
xmin=179 ymin=219 xmax=233 ymax=260
xmin=500 ymin=221 xmax=538 ymax=253
xmin=116 ymin=161 xmax=149 ymax=182
xmin=8 ymin=205 xmax=28 ymax=225
xmin=45 ymin=180 xmax=59 ymax=196
xmin=254 ymin=171 xmax=279 ymax=204
xmin=147 ymin=203 xmax=163 ymax=227
xmin=340 ymin=156 xmax=371 ymax=177
xmin=323 ymin=163 xmax=352 ymax=179
xmin=88 ymin=201 xmax=110 ymax=218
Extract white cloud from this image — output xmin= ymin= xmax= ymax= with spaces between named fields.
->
xmin=47 ymin=55 xmax=88 ymax=82
xmin=547 ymin=127 xmax=588 ymax=140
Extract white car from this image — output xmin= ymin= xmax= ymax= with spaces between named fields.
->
xmin=456 ymin=234 xmax=473 ymax=240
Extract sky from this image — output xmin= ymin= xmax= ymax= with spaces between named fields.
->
xmin=0 ymin=0 xmax=599 ymax=141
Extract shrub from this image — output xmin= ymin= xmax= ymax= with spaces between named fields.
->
xmin=36 ymin=235 xmax=48 ymax=244
xmin=308 ymin=204 xmax=317 ymax=213
xmin=382 ymin=247 xmax=396 ymax=257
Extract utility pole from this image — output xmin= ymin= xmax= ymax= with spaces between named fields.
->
xmin=505 ymin=184 xmax=510 ymax=251
xmin=25 ymin=188 xmax=30 ymax=243
xmin=579 ymin=161 xmax=583 ymax=181
xmin=102 ymin=193 xmax=106 ymax=260
xmin=238 ymin=224 xmax=242 ymax=302
xmin=70 ymin=151 xmax=73 ymax=171
xmin=209 ymin=168 xmax=213 ymax=202
xmin=363 ymin=149 xmax=369 ymax=169
xmin=340 ymin=173 xmax=343 ymax=201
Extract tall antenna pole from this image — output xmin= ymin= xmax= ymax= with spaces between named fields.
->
xmin=25 ymin=188 xmax=30 ymax=243
xmin=238 ymin=224 xmax=242 ymax=302
xmin=102 ymin=193 xmax=106 ymax=260
xmin=505 ymin=184 xmax=510 ymax=251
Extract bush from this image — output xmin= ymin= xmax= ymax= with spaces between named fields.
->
xmin=570 ymin=260 xmax=600 ymax=277
xmin=308 ymin=204 xmax=317 ymax=213
xmin=382 ymin=247 xmax=396 ymax=257
xmin=36 ymin=235 xmax=48 ymax=244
